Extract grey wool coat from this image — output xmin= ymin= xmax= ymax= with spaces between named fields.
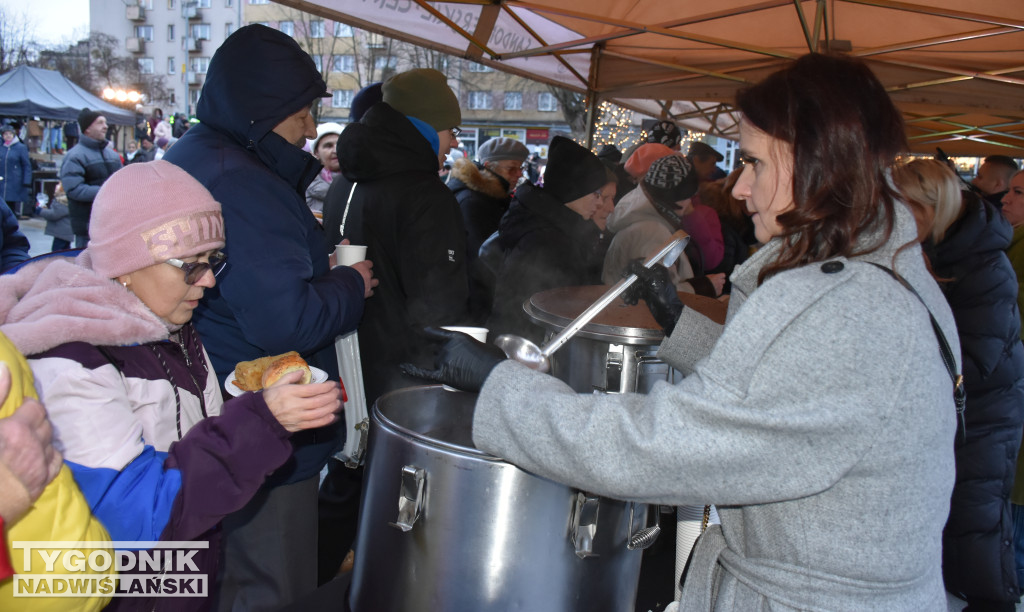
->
xmin=473 ymin=203 xmax=957 ymax=611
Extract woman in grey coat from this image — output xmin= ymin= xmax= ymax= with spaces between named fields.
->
xmin=407 ymin=53 xmax=959 ymax=611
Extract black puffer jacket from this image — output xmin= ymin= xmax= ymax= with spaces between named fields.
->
xmin=488 ymin=183 xmax=603 ymax=343
xmin=324 ymin=101 xmax=469 ymax=404
xmin=447 ymin=158 xmax=511 ymax=324
xmin=926 ymin=194 xmax=1024 ymax=604
xmin=59 ymin=135 xmax=122 ymax=236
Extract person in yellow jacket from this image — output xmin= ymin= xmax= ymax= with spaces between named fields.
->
xmin=0 ymin=330 xmax=112 ymax=610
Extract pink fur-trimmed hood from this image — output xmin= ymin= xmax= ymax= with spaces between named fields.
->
xmin=0 ymin=252 xmax=170 ymax=356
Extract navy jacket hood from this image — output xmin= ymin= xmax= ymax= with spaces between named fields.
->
xmin=197 ymin=24 xmax=327 ymax=146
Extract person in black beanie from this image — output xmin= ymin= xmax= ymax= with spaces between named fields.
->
xmin=58 ymin=108 xmax=122 ymax=247
xmin=349 ymin=82 xmax=383 ymax=122
xmin=487 ymin=136 xmax=609 ymax=342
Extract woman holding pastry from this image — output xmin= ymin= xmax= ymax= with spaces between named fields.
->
xmin=0 ymin=161 xmax=342 ymax=608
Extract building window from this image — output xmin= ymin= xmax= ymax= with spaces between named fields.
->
xmin=196 ymin=0 xmax=211 ymax=7
xmin=373 ymin=55 xmax=397 ymax=70
xmin=190 ymin=88 xmax=201 ymax=108
xmin=537 ymin=92 xmax=558 ymax=112
xmin=332 ymin=55 xmax=355 ymax=73
xmin=167 ymin=56 xmax=176 ymax=74
xmin=468 ymin=91 xmax=491 ymax=110
xmin=504 ymin=92 xmax=522 ymax=111
xmin=191 ymin=56 xmax=210 ymax=73
xmin=332 ymin=90 xmax=354 ymax=108
xmin=134 ymin=25 xmax=154 ymax=41
xmin=312 ymin=55 xmax=322 ymax=72
xmin=468 ymin=61 xmax=492 ymax=73
xmin=225 ymin=0 xmax=232 ymax=6
xmin=249 ymin=0 xmax=268 ymax=4
xmin=225 ymin=22 xmax=233 ymax=37
xmin=167 ymin=24 xmax=175 ymax=41
xmin=279 ymin=21 xmax=294 ymax=37
xmin=310 ymin=21 xmax=324 ymax=38
xmin=334 ymin=22 xmax=352 ymax=36
xmin=167 ymin=0 xmax=175 ymax=9
xmin=138 ymin=57 xmax=155 ymax=74
xmin=190 ymin=23 xmax=211 ymax=39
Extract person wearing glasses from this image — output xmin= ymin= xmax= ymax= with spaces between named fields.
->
xmin=448 ymin=136 xmax=530 ymax=323
xmin=0 ymin=161 xmax=344 ymax=607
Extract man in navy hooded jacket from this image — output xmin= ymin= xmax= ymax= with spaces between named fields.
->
xmin=163 ymin=24 xmax=373 ymax=611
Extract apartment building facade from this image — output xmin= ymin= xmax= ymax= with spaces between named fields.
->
xmin=90 ymin=0 xmax=571 ymax=157
xmin=89 ymin=0 xmax=242 ymax=118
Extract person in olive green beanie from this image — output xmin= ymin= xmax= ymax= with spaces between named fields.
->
xmin=380 ymin=68 xmax=462 ymax=171
xmin=316 ymin=68 xmax=469 ymax=582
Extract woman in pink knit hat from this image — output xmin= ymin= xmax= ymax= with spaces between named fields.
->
xmin=0 ymin=160 xmax=343 ymax=611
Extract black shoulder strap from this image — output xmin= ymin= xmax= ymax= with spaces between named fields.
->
xmin=867 ymin=262 xmax=966 ymax=438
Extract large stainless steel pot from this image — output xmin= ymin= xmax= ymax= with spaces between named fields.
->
xmin=349 ymin=386 xmax=646 ymax=612
xmin=525 ymin=286 xmax=681 ymax=394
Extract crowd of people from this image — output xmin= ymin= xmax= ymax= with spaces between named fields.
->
xmin=0 ymin=26 xmax=1023 ymax=612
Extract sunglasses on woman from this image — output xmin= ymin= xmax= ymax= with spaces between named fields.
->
xmin=165 ymin=251 xmax=228 ymax=285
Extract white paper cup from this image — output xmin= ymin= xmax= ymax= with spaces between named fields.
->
xmin=334 ymin=244 xmax=367 ymax=267
xmin=441 ymin=326 xmax=488 ymax=343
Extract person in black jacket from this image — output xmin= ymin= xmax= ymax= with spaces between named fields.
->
xmin=323 ymin=68 xmax=468 ymax=404
xmin=487 ymin=136 xmax=608 ymax=343
xmin=448 ymin=136 xmax=529 ymax=323
xmin=318 ymin=71 xmax=466 ymax=583
xmin=895 ymin=159 xmax=1024 ymax=611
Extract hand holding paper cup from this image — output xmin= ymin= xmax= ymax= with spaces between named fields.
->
xmin=334 ymin=244 xmax=367 ymax=267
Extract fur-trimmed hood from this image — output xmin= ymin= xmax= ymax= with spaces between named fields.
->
xmin=449 ymin=158 xmax=510 ymax=200
xmin=0 ymin=252 xmax=170 ymax=356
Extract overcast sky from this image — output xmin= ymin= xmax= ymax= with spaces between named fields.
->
xmin=3 ymin=0 xmax=89 ymax=47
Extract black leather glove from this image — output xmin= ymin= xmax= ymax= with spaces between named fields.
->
xmin=621 ymin=261 xmax=685 ymax=335
xmin=400 ymin=327 xmax=508 ymax=393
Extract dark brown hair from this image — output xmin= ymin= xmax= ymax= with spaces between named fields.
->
xmin=736 ymin=53 xmax=906 ymax=284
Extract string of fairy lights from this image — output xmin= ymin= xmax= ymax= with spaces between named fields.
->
xmin=588 ymin=100 xmax=705 ymax=154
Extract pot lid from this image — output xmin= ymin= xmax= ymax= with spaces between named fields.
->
xmin=525 ymin=285 xmax=664 ymax=345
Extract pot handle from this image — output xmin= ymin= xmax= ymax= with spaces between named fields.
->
xmin=570 ymin=492 xmax=600 ymax=558
xmin=388 ymin=465 xmax=426 ymax=532
xmin=343 ymin=418 xmax=370 ymax=469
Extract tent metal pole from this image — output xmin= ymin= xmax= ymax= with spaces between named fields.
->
xmin=584 ymin=45 xmax=603 ymax=149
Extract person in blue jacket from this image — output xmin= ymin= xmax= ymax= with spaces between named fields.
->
xmin=162 ymin=24 xmax=376 ymax=611
xmin=0 ymin=202 xmax=29 ymax=272
xmin=0 ymin=125 xmax=32 ymax=219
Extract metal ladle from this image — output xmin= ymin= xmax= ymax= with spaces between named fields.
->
xmin=494 ymin=230 xmax=690 ymax=372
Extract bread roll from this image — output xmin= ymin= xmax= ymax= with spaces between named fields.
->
xmin=233 ymin=351 xmax=306 ymax=391
xmin=261 ymin=353 xmax=313 ymax=387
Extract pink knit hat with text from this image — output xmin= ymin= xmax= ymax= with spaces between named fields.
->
xmin=86 ymin=160 xmax=225 ymax=279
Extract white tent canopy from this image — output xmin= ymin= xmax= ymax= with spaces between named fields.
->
xmin=276 ymin=0 xmax=1024 ymax=156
